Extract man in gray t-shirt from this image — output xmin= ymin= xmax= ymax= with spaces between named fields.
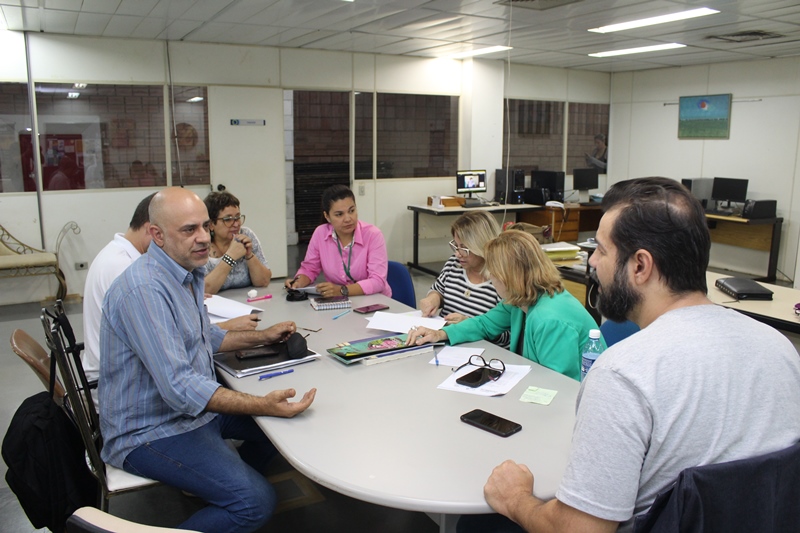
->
xmin=474 ymin=178 xmax=800 ymax=533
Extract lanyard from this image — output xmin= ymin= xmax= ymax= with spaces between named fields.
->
xmin=335 ymin=236 xmax=356 ymax=283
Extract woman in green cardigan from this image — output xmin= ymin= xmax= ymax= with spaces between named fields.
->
xmin=406 ymin=230 xmax=599 ymax=381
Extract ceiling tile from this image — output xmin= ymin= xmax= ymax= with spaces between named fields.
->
xmin=43 ymin=9 xmax=79 ymax=33
xmin=80 ymin=0 xmax=122 ymax=15
xmin=75 ymin=12 xmax=112 ymax=35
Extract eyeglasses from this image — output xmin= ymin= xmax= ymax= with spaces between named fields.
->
xmin=452 ymin=354 xmax=505 ymax=378
xmin=217 ymin=214 xmax=245 ymax=227
xmin=449 ymin=240 xmax=471 ymax=257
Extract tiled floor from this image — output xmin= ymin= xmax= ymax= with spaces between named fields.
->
xmin=0 ymin=247 xmax=440 ymax=532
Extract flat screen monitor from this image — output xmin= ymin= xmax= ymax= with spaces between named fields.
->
xmin=711 ymin=177 xmax=748 ymax=207
xmin=456 ymin=170 xmax=487 ymax=197
xmin=573 ymin=168 xmax=599 ymax=191
xmin=531 ymin=170 xmax=565 ymax=195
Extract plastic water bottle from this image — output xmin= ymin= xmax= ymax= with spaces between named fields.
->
xmin=580 ymin=329 xmax=604 ymax=381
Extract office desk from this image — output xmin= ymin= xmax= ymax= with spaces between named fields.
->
xmin=219 ymin=282 xmax=579 ymax=531
xmin=407 ymin=204 xmax=541 ymax=276
xmin=706 ymin=272 xmax=800 ymax=334
xmin=705 ymin=214 xmax=783 ymax=282
xmin=517 ymin=204 xmax=602 ymax=242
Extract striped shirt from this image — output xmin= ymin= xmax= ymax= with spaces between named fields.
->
xmin=431 ymin=256 xmax=510 ymax=348
xmin=98 ymin=242 xmax=227 ymax=468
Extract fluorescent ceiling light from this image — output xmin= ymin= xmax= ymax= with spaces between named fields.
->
xmin=589 ymin=8 xmax=719 ymax=34
xmin=187 ymin=96 xmax=204 ymax=103
xmin=449 ymin=46 xmax=512 ymax=59
xmin=67 ymin=92 xmax=80 ymax=99
xmin=589 ymin=43 xmax=686 ymax=58
xmin=73 ymin=83 xmax=87 ymax=89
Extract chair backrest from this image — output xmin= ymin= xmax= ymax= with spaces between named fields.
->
xmin=67 ymin=506 xmax=201 ymax=533
xmin=41 ymin=312 xmax=108 ymax=492
xmin=599 ymin=319 xmax=640 ymax=347
xmin=386 ymin=261 xmax=416 ymax=308
xmin=634 ymin=440 xmax=800 ymax=533
xmin=10 ymin=328 xmax=66 ymax=403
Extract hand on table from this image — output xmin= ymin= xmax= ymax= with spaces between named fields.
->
xmin=262 ymin=388 xmax=317 ymax=418
xmin=484 ymin=460 xmax=535 ymax=518
xmin=315 ymin=282 xmax=342 ymax=298
xmin=259 ymin=321 xmax=296 ymax=344
xmin=444 ymin=312 xmax=468 ymax=324
xmin=406 ymin=326 xmax=447 ymax=346
xmin=219 ymin=314 xmax=260 ymax=331
xmin=419 ymin=295 xmax=441 ymax=317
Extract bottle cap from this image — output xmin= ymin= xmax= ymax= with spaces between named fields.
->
xmin=589 ymin=329 xmax=601 ymax=339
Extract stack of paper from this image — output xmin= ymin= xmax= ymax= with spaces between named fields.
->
xmin=541 ymin=241 xmax=581 ymax=261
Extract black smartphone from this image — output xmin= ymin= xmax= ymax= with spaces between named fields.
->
xmin=455 ymin=367 xmax=502 ymax=388
xmin=235 ymin=345 xmax=279 ymax=360
xmin=460 ymin=409 xmax=522 ymax=438
xmin=353 ymin=303 xmax=390 ymax=314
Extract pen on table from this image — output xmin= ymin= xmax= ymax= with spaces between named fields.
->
xmin=247 ymin=294 xmax=272 ymax=302
xmin=258 ymin=368 xmax=294 ymax=381
xmin=434 ymin=350 xmax=439 ymax=367
xmin=332 ymin=309 xmax=351 ymax=320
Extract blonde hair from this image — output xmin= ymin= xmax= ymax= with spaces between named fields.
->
xmin=450 ymin=211 xmax=501 ymax=259
xmin=484 ymin=230 xmax=563 ymax=307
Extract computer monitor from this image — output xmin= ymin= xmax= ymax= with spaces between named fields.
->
xmin=711 ymin=177 xmax=748 ymax=209
xmin=456 ymin=170 xmax=487 ymax=197
xmin=531 ymin=170 xmax=565 ymax=202
xmin=573 ymin=168 xmax=599 ymax=203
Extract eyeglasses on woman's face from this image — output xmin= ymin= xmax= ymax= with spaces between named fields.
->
xmin=217 ymin=214 xmax=245 ymax=227
xmin=449 ymin=240 xmax=471 ymax=257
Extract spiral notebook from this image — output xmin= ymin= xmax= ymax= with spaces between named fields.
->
xmin=310 ymin=295 xmax=352 ymax=311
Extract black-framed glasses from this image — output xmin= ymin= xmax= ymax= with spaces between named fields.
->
xmin=449 ymin=239 xmax=470 ymax=256
xmin=452 ymin=354 xmax=505 ymax=377
xmin=218 ymin=214 xmax=245 ymax=227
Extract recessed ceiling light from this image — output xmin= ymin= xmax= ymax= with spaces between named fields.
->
xmin=67 ymin=92 xmax=80 ymax=99
xmin=449 ymin=46 xmax=512 ymax=59
xmin=73 ymin=83 xmax=87 ymax=89
xmin=589 ymin=43 xmax=686 ymax=58
xmin=186 ymin=96 xmax=204 ymax=103
xmin=589 ymin=8 xmax=719 ymax=34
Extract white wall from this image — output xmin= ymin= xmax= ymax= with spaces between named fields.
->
xmin=609 ymin=57 xmax=800 ymax=284
xmin=1 ymin=31 xmax=610 ymax=304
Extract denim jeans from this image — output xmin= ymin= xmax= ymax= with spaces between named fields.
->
xmin=124 ymin=414 xmax=277 ymax=533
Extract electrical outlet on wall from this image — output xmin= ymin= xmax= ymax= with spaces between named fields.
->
xmin=358 ymin=184 xmax=365 ymax=196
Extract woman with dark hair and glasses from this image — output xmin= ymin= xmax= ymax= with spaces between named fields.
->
xmin=418 ymin=211 xmax=509 ymax=348
xmin=202 ymin=191 xmax=271 ymax=294
xmin=285 ymin=184 xmax=390 ymax=298
xmin=407 ymin=230 xmax=600 ymax=381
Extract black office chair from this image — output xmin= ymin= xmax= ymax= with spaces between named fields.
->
xmin=387 ymin=261 xmax=416 ymax=308
xmin=634 ymin=441 xmax=800 ymax=532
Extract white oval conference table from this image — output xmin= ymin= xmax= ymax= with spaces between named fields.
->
xmin=217 ymin=281 xmax=580 ymax=532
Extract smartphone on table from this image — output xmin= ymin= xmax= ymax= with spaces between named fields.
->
xmin=460 ymin=409 xmax=522 ymax=438
xmin=455 ymin=366 xmax=502 ymax=388
xmin=353 ymin=303 xmax=390 ymax=314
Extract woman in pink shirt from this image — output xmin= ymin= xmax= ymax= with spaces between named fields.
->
xmin=286 ymin=184 xmax=391 ymax=298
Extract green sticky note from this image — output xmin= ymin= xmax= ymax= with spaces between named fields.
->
xmin=520 ymin=386 xmax=558 ymax=405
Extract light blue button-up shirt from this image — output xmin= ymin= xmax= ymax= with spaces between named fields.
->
xmin=99 ymin=242 xmax=227 ymax=468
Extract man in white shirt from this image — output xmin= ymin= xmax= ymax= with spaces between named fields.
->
xmin=82 ymin=193 xmax=155 ymax=387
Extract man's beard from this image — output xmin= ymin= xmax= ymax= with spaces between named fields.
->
xmin=595 ymin=263 xmax=642 ymax=323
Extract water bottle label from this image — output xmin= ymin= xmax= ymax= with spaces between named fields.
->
xmin=581 ymin=354 xmax=598 ymax=380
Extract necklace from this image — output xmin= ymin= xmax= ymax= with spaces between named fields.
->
xmin=464 ymin=289 xmax=472 ymax=298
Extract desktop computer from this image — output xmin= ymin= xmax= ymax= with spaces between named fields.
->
xmin=496 ymin=169 xmax=525 ymax=204
xmin=681 ymin=178 xmax=714 ymax=208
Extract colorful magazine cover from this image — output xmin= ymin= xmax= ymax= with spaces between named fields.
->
xmin=327 ymin=334 xmax=411 ymax=358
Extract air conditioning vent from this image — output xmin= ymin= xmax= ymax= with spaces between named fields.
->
xmin=707 ymin=30 xmax=784 ymax=43
xmin=494 ymin=0 xmax=584 ymax=10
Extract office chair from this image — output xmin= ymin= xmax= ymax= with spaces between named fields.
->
xmin=634 ymin=440 xmax=800 ymax=532
xmin=67 ymin=506 xmax=200 ymax=533
xmin=599 ymin=319 xmax=640 ymax=347
xmin=386 ymin=261 xmax=416 ymax=308
xmin=10 ymin=328 xmax=66 ymax=405
xmin=41 ymin=312 xmax=159 ymax=512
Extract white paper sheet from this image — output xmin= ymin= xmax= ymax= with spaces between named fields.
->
xmin=428 ymin=346 xmax=485 ymax=367
xmin=206 ymin=294 xmax=262 ymax=323
xmin=437 ymin=363 xmax=531 ymax=397
xmin=366 ymin=311 xmax=445 ymax=333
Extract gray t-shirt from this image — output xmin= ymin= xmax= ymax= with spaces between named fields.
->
xmin=557 ymin=304 xmax=800 ymax=532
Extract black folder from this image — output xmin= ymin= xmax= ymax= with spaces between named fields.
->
xmin=714 ymin=277 xmax=773 ymax=301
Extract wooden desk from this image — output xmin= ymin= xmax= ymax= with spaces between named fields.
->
xmin=517 ymin=204 xmax=602 ymax=242
xmin=407 ymin=203 xmax=541 ymax=276
xmin=706 ymin=272 xmax=800 ymax=334
xmin=219 ymin=282 xmax=580 ymax=531
xmin=705 ymin=214 xmax=783 ymax=282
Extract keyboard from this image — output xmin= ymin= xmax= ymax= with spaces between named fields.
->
xmin=705 ymin=209 xmax=739 ymax=217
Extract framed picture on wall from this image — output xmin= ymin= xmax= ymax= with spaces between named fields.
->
xmin=678 ymin=94 xmax=732 ymax=139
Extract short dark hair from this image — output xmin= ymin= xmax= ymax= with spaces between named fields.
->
xmin=129 ymin=192 xmax=156 ymax=230
xmin=204 ymin=191 xmax=240 ymax=220
xmin=321 ymin=184 xmax=355 ymax=214
xmin=601 ymin=177 xmax=710 ymax=294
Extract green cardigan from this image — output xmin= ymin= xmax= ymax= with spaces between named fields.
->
xmin=443 ymin=289 xmax=600 ymax=381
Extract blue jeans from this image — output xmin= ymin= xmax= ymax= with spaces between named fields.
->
xmin=123 ymin=414 xmax=277 ymax=533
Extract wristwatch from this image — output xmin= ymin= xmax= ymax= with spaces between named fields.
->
xmin=340 ymin=285 xmax=349 ymax=297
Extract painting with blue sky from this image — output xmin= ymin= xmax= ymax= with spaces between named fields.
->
xmin=678 ymin=94 xmax=732 ymax=139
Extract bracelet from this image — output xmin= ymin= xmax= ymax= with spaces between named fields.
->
xmin=245 ymin=254 xmax=255 ymax=261
xmin=221 ymin=254 xmax=236 ymax=268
